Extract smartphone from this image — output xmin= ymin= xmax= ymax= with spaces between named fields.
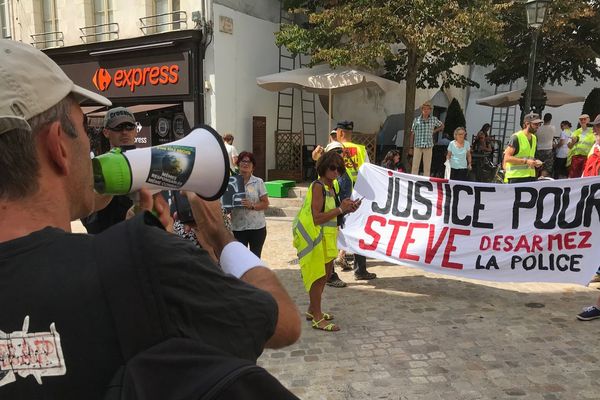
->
xmin=171 ymin=190 xmax=195 ymax=223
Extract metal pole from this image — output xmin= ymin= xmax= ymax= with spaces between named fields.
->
xmin=523 ymin=28 xmax=540 ymax=114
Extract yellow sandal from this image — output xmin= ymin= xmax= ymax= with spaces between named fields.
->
xmin=305 ymin=312 xmax=334 ymax=321
xmin=311 ymin=318 xmax=340 ymax=332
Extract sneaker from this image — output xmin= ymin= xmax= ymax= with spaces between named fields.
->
xmin=326 ymin=276 xmax=347 ymax=288
xmin=590 ymin=274 xmax=600 ymax=283
xmin=334 ymin=257 xmax=353 ymax=271
xmin=354 ymin=271 xmax=377 ymax=280
xmin=577 ymin=305 xmax=600 ymax=321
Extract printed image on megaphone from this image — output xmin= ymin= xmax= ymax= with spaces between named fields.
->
xmin=92 ymin=125 xmax=230 ymax=200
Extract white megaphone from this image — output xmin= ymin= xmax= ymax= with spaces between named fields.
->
xmin=92 ymin=125 xmax=230 ymax=200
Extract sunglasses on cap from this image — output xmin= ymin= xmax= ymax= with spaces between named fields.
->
xmin=110 ymin=124 xmax=136 ymax=132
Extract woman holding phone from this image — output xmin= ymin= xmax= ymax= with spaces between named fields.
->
xmin=292 ymin=151 xmax=360 ymax=332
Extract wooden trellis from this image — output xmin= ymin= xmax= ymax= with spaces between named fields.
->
xmin=269 ymin=131 xmax=303 ymax=181
xmin=352 ymin=132 xmax=377 ymax=162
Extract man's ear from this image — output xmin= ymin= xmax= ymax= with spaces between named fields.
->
xmin=102 ymin=128 xmax=110 ymax=139
xmin=43 ymin=120 xmax=70 ymax=175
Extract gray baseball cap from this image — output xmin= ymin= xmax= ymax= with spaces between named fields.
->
xmin=0 ymin=39 xmax=111 ymax=135
xmin=103 ymin=107 xmax=136 ymax=129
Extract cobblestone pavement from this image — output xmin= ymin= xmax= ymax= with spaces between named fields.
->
xmin=71 ymin=218 xmax=600 ymax=400
xmin=257 ymin=219 xmax=600 ymax=400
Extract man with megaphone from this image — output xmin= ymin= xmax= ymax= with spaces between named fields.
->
xmin=0 ymin=39 xmax=300 ymax=398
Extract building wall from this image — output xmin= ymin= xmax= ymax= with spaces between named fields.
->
xmin=204 ymin=3 xmax=280 ymax=170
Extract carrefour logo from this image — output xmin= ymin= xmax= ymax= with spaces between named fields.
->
xmin=92 ymin=65 xmax=180 ymax=92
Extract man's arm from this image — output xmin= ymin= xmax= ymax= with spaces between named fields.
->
xmin=186 ymin=193 xmax=301 ymax=348
xmin=433 ymin=119 xmax=444 ymax=135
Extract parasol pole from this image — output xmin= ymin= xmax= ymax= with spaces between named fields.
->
xmin=328 ymin=88 xmax=332 ymax=133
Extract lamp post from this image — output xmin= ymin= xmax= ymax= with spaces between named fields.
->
xmin=521 ymin=0 xmax=551 ymax=115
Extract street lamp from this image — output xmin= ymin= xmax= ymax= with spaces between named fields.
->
xmin=521 ymin=0 xmax=551 ymax=115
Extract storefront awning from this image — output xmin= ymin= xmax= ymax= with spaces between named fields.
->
xmin=87 ymin=103 xmax=179 ymax=117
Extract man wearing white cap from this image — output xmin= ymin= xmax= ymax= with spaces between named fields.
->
xmin=503 ymin=113 xmax=543 ymax=183
xmin=0 ymin=40 xmax=299 ymax=397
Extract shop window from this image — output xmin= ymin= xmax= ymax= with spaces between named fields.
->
xmin=0 ymin=0 xmax=10 ymax=39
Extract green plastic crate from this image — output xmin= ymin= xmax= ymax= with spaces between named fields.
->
xmin=265 ymin=180 xmax=296 ymax=198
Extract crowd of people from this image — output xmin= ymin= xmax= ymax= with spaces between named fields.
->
xmin=3 ymin=38 xmax=600 ymax=398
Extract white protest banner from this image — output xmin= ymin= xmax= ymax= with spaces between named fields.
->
xmin=338 ymin=164 xmax=600 ymax=285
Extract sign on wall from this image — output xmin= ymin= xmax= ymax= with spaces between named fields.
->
xmin=338 ymin=164 xmax=600 ymax=286
xmin=60 ymin=52 xmax=190 ymax=98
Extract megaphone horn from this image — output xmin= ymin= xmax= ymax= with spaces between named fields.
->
xmin=92 ymin=124 xmax=230 ymax=200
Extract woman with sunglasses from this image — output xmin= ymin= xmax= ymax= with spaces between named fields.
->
xmin=231 ymin=151 xmax=269 ymax=257
xmin=293 ymin=151 xmax=360 ymax=332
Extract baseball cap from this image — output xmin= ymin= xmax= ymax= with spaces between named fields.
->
xmin=0 ymin=39 xmax=111 ymax=136
xmin=336 ymin=120 xmax=354 ymax=130
xmin=104 ymin=107 xmax=136 ymax=129
xmin=589 ymin=115 xmax=600 ymax=125
xmin=523 ymin=113 xmax=543 ymax=124
xmin=324 ymin=141 xmax=344 ymax=153
xmin=329 ymin=129 xmax=337 ymax=136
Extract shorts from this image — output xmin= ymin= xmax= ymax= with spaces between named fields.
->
xmin=535 ymin=149 xmax=554 ymax=175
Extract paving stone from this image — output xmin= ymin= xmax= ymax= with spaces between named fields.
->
xmin=250 ymin=218 xmax=598 ymax=400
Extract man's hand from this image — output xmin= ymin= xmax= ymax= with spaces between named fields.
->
xmin=128 ymin=189 xmax=174 ymax=232
xmin=184 ymin=192 xmax=235 ymax=262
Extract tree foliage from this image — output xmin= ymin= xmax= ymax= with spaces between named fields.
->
xmin=443 ymin=98 xmax=467 ymax=139
xmin=485 ymin=0 xmax=600 ymax=86
xmin=276 ymin=0 xmax=507 ymax=159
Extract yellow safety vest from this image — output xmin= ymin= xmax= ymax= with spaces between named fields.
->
xmin=292 ymin=181 xmax=339 ymax=292
xmin=570 ymin=127 xmax=595 ymax=157
xmin=340 ymin=142 xmax=367 ymax=184
xmin=505 ymin=130 xmax=537 ymax=181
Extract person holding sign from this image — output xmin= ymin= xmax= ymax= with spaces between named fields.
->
xmin=292 ymin=151 xmax=360 ymax=331
xmin=231 ymin=152 xmax=269 ymax=257
xmin=503 ymin=113 xmax=544 ymax=183
xmin=446 ymin=127 xmax=472 ymax=181
xmin=577 ymin=115 xmax=600 ymax=320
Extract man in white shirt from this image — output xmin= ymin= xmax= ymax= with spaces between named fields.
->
xmin=223 ymin=133 xmax=239 ymax=171
xmin=535 ymin=113 xmax=557 ymax=177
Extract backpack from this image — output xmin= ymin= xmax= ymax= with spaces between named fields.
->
xmin=94 ymin=215 xmax=299 ymax=400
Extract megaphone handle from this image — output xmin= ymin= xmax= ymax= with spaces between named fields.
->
xmin=128 ymin=191 xmax=159 ymax=218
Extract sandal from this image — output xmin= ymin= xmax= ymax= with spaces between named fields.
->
xmin=311 ymin=318 xmax=340 ymax=332
xmin=305 ymin=312 xmax=334 ymax=321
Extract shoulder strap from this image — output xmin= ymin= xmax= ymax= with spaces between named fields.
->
xmin=93 ymin=213 xmax=166 ymax=360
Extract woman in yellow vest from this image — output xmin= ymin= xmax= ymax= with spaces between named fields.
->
xmin=292 ymin=151 xmax=360 ymax=331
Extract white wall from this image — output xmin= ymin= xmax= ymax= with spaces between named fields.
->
xmin=204 ymin=3 xmax=279 ymax=170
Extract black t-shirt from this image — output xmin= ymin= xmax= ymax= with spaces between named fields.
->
xmin=508 ymin=133 xmax=534 ymax=155
xmin=81 ymin=195 xmax=133 ymax=234
xmin=0 ymin=216 xmax=277 ymax=399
